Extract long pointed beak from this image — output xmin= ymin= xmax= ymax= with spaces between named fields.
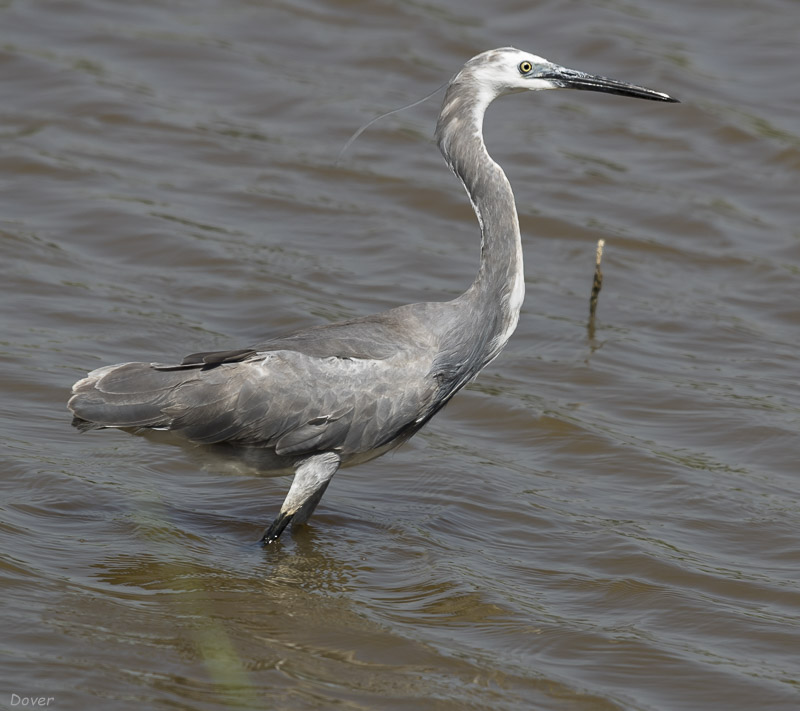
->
xmin=541 ymin=66 xmax=679 ymax=103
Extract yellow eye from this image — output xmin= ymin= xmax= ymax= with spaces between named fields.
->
xmin=518 ymin=60 xmax=533 ymax=74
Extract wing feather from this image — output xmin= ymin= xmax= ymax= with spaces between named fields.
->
xmin=69 ymin=302 xmax=456 ymax=462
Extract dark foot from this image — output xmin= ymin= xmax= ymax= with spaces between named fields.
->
xmin=260 ymin=511 xmax=293 ymax=544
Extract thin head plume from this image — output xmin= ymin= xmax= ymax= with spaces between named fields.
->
xmin=336 ymin=80 xmax=448 ymax=164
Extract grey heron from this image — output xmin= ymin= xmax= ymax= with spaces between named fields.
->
xmin=68 ymin=48 xmax=678 ymax=544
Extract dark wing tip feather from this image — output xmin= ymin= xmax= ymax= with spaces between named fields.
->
xmin=153 ymin=348 xmax=258 ymax=371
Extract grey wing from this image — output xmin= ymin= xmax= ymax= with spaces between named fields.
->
xmin=253 ymin=303 xmax=446 ymax=360
xmin=151 ymin=309 xmax=424 ymax=374
xmin=69 ymin=303 xmax=453 ymax=457
xmin=175 ymin=349 xmax=439 ymax=455
xmin=69 ymin=348 xmax=439 ymax=460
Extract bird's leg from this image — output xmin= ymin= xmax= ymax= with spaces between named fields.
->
xmin=260 ymin=452 xmax=341 ymax=544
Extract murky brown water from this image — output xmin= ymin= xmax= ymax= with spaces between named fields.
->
xmin=2 ymin=0 xmax=799 ymax=709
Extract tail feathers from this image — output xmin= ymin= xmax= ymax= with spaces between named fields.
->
xmin=68 ymin=361 xmax=195 ymax=430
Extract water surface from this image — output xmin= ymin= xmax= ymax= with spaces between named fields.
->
xmin=2 ymin=1 xmax=799 ymax=709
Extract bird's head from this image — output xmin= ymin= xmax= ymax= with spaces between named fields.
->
xmin=455 ymin=47 xmax=678 ymax=104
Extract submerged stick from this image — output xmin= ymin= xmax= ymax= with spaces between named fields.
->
xmin=588 ymin=239 xmax=605 ymax=325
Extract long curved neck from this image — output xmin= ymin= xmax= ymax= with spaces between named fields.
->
xmin=435 ymin=79 xmax=525 ymax=362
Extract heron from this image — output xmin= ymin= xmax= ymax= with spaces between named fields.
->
xmin=68 ymin=48 xmax=678 ymax=544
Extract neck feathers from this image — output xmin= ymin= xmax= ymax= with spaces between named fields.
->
xmin=435 ymin=78 xmax=525 ymax=362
